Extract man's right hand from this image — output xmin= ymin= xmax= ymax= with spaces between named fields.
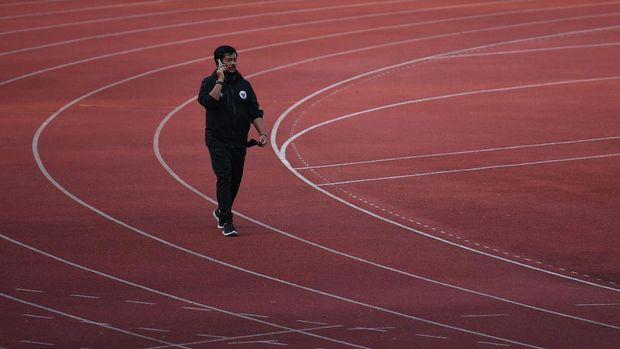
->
xmin=216 ymin=61 xmax=226 ymax=81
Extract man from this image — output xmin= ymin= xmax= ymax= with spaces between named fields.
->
xmin=197 ymin=45 xmax=267 ymax=237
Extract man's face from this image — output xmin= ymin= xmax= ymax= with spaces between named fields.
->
xmin=221 ymin=53 xmax=237 ymax=73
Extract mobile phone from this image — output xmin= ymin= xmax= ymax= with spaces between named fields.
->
xmin=217 ymin=59 xmax=223 ymax=66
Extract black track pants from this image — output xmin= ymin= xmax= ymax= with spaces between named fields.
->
xmin=208 ymin=146 xmax=246 ymax=224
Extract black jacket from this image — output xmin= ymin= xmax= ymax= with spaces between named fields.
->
xmin=197 ymin=71 xmax=263 ymax=148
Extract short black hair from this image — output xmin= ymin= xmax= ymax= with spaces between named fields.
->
xmin=213 ymin=45 xmax=237 ymax=66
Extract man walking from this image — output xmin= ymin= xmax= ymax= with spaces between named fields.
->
xmin=197 ymin=45 xmax=267 ymax=236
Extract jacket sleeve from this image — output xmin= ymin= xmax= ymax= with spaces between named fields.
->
xmin=246 ymin=83 xmax=264 ymax=121
xmin=197 ymin=77 xmax=218 ymax=110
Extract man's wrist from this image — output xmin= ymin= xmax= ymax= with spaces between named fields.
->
xmin=215 ymin=80 xmax=223 ymax=85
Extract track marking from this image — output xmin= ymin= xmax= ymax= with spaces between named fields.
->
xmin=182 ymin=306 xmax=212 ymax=312
xmin=1 ymin=235 xmax=371 ymax=349
xmin=0 ymin=0 xmax=75 ymax=7
xmin=2 ymin=292 xmax=190 ymax=348
xmin=228 ymin=339 xmax=287 ymax=346
xmin=347 ymin=327 xmax=395 ymax=332
xmin=15 ymin=288 xmax=44 ymax=293
xmin=19 ymin=340 xmax=54 ymax=346
xmin=0 ymin=0 xmax=177 ymax=20
xmin=69 ymin=294 xmax=99 ymax=299
xmin=295 ymin=136 xmax=620 ymax=170
xmin=479 ymin=341 xmax=512 ymax=347
xmin=575 ymin=303 xmax=620 ymax=307
xmin=138 ymin=327 xmax=170 ymax=333
xmin=443 ymin=41 xmax=620 ymax=59
xmin=144 ymin=326 xmax=345 ymax=349
xmin=318 ymin=153 xmax=620 ymax=186
xmin=22 ymin=314 xmax=54 ymax=320
xmin=239 ymin=313 xmax=270 ymax=319
xmin=125 ymin=300 xmax=155 ymax=305
xmin=416 ymin=334 xmax=448 ymax=339
xmin=195 ymin=334 xmax=229 ymax=339
xmin=297 ymin=320 xmax=329 ymax=325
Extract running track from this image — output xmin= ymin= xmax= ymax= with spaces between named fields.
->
xmin=1 ymin=0 xmax=619 ymax=348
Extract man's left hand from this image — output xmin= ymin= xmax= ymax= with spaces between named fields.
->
xmin=259 ymin=134 xmax=268 ymax=147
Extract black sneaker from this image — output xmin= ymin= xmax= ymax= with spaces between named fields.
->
xmin=212 ymin=208 xmax=224 ymax=229
xmin=222 ymin=223 xmax=239 ymax=237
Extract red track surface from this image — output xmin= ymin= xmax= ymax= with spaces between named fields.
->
xmin=1 ymin=0 xmax=619 ymax=348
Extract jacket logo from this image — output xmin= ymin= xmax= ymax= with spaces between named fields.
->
xmin=239 ymin=90 xmax=247 ymax=99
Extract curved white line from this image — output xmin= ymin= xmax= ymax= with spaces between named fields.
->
xmin=0 ymin=0 xmax=175 ymax=20
xmin=0 ymin=0 xmax=413 ymax=36
xmin=281 ymin=76 xmax=620 ymax=157
xmin=0 ymin=291 xmax=191 ymax=349
xmin=271 ymin=25 xmax=620 ymax=293
xmin=0 ymin=0 xmax=74 ymax=7
xmin=0 ymin=234 xmax=370 ymax=349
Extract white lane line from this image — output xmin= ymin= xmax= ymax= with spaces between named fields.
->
xmin=1 ymin=292 xmax=190 ymax=349
xmin=478 ymin=341 xmax=512 ymax=347
xmin=19 ymin=340 xmax=54 ymax=346
xmin=153 ymin=28 xmax=620 ymax=335
xmin=318 ymin=152 xmax=620 ymax=186
xmin=69 ymin=294 xmax=100 ymax=299
xmin=128 ymin=325 xmax=346 ymax=349
xmin=22 ymin=313 xmax=54 ymax=320
xmin=195 ymin=334 xmax=229 ymax=339
xmin=1 ymin=235 xmax=371 ymax=349
xmin=227 ymin=339 xmax=287 ymax=346
xmin=125 ymin=300 xmax=155 ymax=305
xmin=272 ymin=22 xmax=620 ymax=295
xmin=138 ymin=327 xmax=170 ymax=333
xmin=0 ymin=0 xmax=412 ymax=37
xmin=416 ymin=333 xmax=448 ymax=339
xmin=182 ymin=306 xmax=212 ymax=312
xmin=575 ymin=303 xmax=620 ymax=307
xmin=462 ymin=314 xmax=510 ymax=318
xmin=297 ymin=320 xmax=329 ymax=325
xmin=295 ymin=136 xmax=620 ymax=170
xmin=0 ymin=0 xmax=174 ymax=20
xmin=15 ymin=288 xmax=44 ymax=293
xmin=347 ymin=327 xmax=395 ymax=332
xmin=239 ymin=313 xmax=270 ymax=319
xmin=443 ymin=41 xmax=620 ymax=59
xmin=0 ymin=0 xmax=72 ymax=7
